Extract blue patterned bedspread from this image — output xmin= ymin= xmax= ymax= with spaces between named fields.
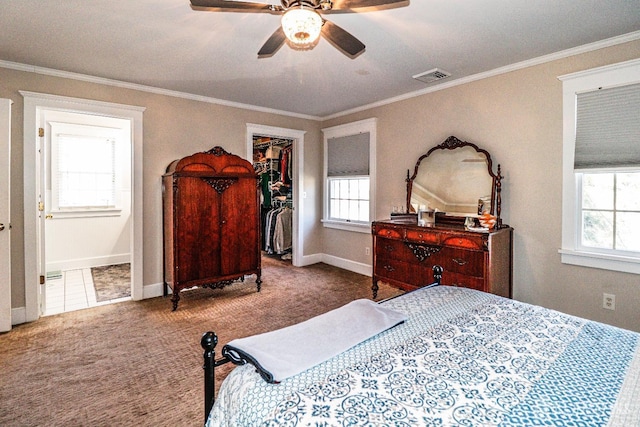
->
xmin=207 ymin=286 xmax=640 ymax=426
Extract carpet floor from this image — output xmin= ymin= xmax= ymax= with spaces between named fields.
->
xmin=0 ymin=257 xmax=403 ymax=426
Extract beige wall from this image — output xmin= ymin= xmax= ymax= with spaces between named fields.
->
xmin=4 ymin=39 xmax=640 ymax=333
xmin=322 ymin=40 xmax=640 ymax=332
xmin=1 ymin=67 xmax=323 ymax=309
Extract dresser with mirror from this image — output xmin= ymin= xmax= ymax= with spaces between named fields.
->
xmin=372 ymin=136 xmax=513 ymax=298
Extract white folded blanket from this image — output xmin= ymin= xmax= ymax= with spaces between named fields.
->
xmin=222 ymin=299 xmax=407 ymax=383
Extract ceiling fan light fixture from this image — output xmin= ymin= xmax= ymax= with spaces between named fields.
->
xmin=281 ymin=7 xmax=323 ymax=49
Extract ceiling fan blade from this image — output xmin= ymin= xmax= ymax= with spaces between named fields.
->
xmin=190 ymin=0 xmax=282 ymax=12
xmin=258 ymin=26 xmax=287 ymax=58
xmin=327 ymin=0 xmax=409 ymax=12
xmin=321 ymin=20 xmax=365 ymax=58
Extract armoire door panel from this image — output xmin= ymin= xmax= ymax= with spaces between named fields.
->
xmin=175 ymin=177 xmax=222 ymax=282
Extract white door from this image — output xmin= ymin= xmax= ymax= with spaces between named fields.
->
xmin=36 ymin=113 xmax=46 ymax=315
xmin=38 ymin=111 xmax=133 ymax=315
xmin=0 ymin=99 xmax=12 ymax=332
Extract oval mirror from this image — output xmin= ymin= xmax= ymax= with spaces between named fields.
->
xmin=406 ymin=136 xmax=502 ymax=225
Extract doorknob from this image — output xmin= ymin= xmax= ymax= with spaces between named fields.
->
xmin=45 ymin=214 xmax=53 ymax=219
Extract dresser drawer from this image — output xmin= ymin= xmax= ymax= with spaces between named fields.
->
xmin=405 ymin=228 xmax=440 ymax=244
xmin=375 ymin=237 xmax=411 ymax=261
xmin=374 ymin=259 xmax=410 ymax=283
xmin=441 ymin=235 xmax=486 ymax=250
xmin=439 ymin=247 xmax=484 ymax=277
xmin=376 ymin=237 xmax=443 ymax=264
xmin=375 ymin=259 xmax=434 ymax=287
xmin=442 ymin=272 xmax=485 ymax=292
xmin=374 ymin=226 xmax=404 ymax=240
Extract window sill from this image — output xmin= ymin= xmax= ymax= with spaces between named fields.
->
xmin=48 ymin=209 xmax=123 ymax=219
xmin=322 ymin=219 xmax=370 ymax=234
xmin=559 ymin=248 xmax=640 ymax=275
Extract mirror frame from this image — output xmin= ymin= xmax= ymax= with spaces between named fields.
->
xmin=406 ymin=135 xmax=503 ymax=228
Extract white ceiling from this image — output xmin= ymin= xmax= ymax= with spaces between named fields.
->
xmin=1 ymin=0 xmax=638 ymax=119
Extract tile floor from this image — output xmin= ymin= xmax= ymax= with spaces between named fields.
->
xmin=44 ymin=268 xmax=131 ymax=316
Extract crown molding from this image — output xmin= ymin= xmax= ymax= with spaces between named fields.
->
xmin=2 ymin=30 xmax=638 ymax=122
xmin=322 ymin=30 xmax=640 ymax=120
xmin=0 ymin=60 xmax=321 ymax=121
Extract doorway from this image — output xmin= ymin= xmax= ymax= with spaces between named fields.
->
xmin=246 ymin=123 xmax=305 ymax=267
xmin=41 ymin=111 xmax=132 ymax=315
xmin=253 ymin=134 xmax=294 ymax=264
xmin=21 ymin=91 xmax=144 ymax=322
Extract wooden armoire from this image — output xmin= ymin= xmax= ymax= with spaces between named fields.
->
xmin=162 ymin=146 xmax=261 ymax=310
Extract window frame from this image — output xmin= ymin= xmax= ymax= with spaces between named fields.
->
xmin=576 ymin=169 xmax=640 ymax=255
xmin=322 ymin=118 xmax=377 ymax=233
xmin=327 ymin=175 xmax=371 ymax=224
xmin=48 ymin=121 xmax=125 ymax=218
xmin=559 ymin=58 xmax=640 ymax=274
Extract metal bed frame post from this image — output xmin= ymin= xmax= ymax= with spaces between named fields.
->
xmin=201 ymin=331 xmax=231 ymax=425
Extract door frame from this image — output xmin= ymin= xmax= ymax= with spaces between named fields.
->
xmin=246 ymin=123 xmax=305 ymax=267
xmin=20 ymin=91 xmax=144 ymax=322
xmin=0 ymin=99 xmax=12 ymax=332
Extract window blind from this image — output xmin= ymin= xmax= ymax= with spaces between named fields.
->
xmin=327 ymin=132 xmax=370 ymax=176
xmin=57 ymin=134 xmax=116 ymax=208
xmin=574 ymin=82 xmax=640 ymax=170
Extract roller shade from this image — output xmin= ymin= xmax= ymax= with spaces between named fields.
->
xmin=327 ymin=132 xmax=370 ymax=176
xmin=574 ymin=82 xmax=640 ymax=170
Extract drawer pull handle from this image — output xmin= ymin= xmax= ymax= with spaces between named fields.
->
xmin=452 ymin=258 xmax=467 ymax=266
xmin=384 ymin=245 xmax=394 ymax=252
xmin=383 ymin=265 xmax=395 ymax=272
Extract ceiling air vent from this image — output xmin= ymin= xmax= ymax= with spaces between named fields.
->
xmin=412 ymin=68 xmax=451 ymax=84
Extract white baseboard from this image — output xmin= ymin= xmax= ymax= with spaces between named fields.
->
xmin=143 ymin=282 xmax=169 ymax=299
xmin=297 ymin=253 xmax=323 ymax=267
xmin=321 ymin=254 xmax=373 ymax=277
xmin=11 ymin=306 xmax=26 ymax=326
xmin=47 ymin=254 xmax=131 ymax=272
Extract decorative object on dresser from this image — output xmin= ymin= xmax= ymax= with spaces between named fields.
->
xmin=372 ymin=135 xmax=513 ymax=298
xmin=162 ymin=146 xmax=261 ymax=310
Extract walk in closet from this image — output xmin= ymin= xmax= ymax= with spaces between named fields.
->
xmin=253 ymin=135 xmax=293 ymax=261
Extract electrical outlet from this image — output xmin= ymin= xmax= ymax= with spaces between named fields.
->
xmin=603 ymin=293 xmax=616 ymax=310
xmin=365 ymin=247 xmax=370 ymax=256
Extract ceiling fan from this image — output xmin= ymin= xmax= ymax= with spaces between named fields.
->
xmin=190 ymin=0 xmax=409 ymax=58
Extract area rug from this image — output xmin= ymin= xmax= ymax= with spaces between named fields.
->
xmin=91 ymin=263 xmax=131 ymax=302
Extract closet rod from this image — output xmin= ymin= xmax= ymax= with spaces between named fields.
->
xmin=253 ymin=138 xmax=293 ymax=149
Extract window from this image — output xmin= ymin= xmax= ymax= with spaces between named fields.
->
xmin=328 ymin=177 xmax=370 ymax=222
xmin=322 ymin=118 xmax=376 ymax=233
xmin=559 ymin=58 xmax=640 ymax=274
xmin=579 ymin=172 xmax=640 ymax=254
xmin=56 ymin=134 xmax=116 ymax=209
xmin=50 ymin=122 xmax=125 ymax=214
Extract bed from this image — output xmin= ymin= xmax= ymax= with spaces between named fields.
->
xmin=200 ymin=268 xmax=640 ymax=426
